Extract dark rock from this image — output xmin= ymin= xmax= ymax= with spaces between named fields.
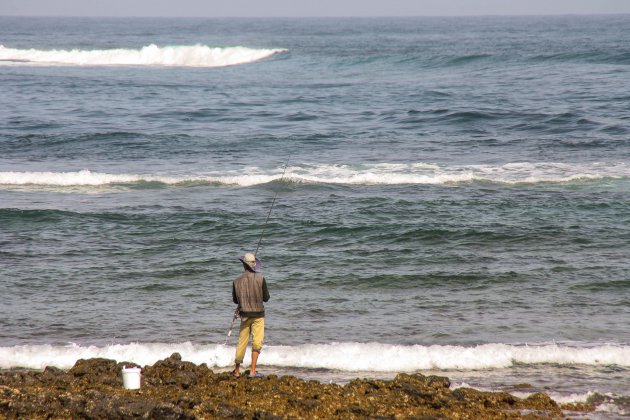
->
xmin=69 ymin=357 xmax=118 ymax=377
xmin=43 ymin=366 xmax=62 ymax=374
xmin=144 ymin=352 xmax=210 ymax=390
xmin=424 ymin=375 xmax=451 ymax=389
xmin=0 ymin=356 xmax=581 ymax=419
xmin=212 ymin=402 xmax=246 ymax=418
xmin=149 ymin=403 xmax=195 ymax=420
xmin=253 ymin=410 xmax=284 ymax=420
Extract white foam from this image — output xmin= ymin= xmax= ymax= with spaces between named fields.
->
xmin=596 ymin=402 xmax=629 ymax=415
xmin=0 ymin=342 xmax=234 ymax=370
xmin=0 ymin=169 xmax=151 ymax=186
xmin=546 ymin=391 xmax=594 ymax=404
xmin=0 ymin=169 xmax=282 ymax=187
xmin=0 ymin=162 xmax=628 ymax=189
xmin=1 ymin=342 xmax=629 ymax=371
xmin=0 ymin=44 xmax=286 ymax=67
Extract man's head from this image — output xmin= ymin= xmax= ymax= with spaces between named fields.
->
xmin=239 ymin=252 xmax=262 ymax=272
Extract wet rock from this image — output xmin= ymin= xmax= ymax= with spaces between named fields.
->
xmin=69 ymin=357 xmax=118 ymax=377
xmin=144 ymin=352 xmax=211 ymax=389
xmin=147 ymin=403 xmax=195 ymax=420
xmin=208 ymin=402 xmax=246 ymax=418
xmin=0 ymin=357 xmax=587 ymax=419
xmin=253 ymin=410 xmax=284 ymax=420
xmin=516 ymin=392 xmax=562 ymax=416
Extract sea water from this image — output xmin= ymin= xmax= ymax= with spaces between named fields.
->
xmin=1 ymin=15 xmax=629 ymax=416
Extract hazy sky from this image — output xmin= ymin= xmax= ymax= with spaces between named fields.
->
xmin=1 ymin=0 xmax=629 ymax=18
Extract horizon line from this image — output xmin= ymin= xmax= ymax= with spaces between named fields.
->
xmin=1 ymin=12 xmax=629 ymax=19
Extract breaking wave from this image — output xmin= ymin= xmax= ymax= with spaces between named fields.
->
xmin=1 ymin=342 xmax=629 ymax=371
xmin=0 ymin=162 xmax=628 ymax=189
xmin=0 ymin=44 xmax=286 ymax=67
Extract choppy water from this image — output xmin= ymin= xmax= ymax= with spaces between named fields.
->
xmin=1 ymin=15 xmax=630 ymax=416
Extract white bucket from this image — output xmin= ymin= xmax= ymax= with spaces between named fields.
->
xmin=121 ymin=366 xmax=142 ymax=390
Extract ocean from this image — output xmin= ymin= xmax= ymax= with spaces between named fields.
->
xmin=1 ymin=15 xmax=629 ymax=417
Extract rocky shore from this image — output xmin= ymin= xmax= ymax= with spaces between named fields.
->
xmin=1 ymin=353 xmax=591 ymax=419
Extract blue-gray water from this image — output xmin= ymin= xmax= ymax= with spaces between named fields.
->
xmin=1 ymin=15 xmax=629 ymax=416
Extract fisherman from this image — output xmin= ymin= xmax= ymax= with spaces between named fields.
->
xmin=232 ymin=252 xmax=270 ymax=378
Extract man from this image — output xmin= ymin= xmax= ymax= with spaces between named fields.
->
xmin=232 ymin=252 xmax=270 ymax=378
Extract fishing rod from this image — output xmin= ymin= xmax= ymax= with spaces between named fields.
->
xmin=224 ymin=155 xmax=292 ymax=344
xmin=224 ymin=307 xmax=240 ymax=344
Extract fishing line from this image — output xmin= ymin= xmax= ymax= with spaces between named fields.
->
xmin=254 ymin=155 xmax=292 ymax=257
xmin=224 ymin=155 xmax=292 ymax=344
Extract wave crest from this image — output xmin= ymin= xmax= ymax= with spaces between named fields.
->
xmin=1 ymin=342 xmax=629 ymax=371
xmin=0 ymin=44 xmax=286 ymax=67
xmin=0 ymin=162 xmax=628 ymax=189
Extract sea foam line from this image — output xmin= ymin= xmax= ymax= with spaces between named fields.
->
xmin=1 ymin=342 xmax=629 ymax=371
xmin=0 ymin=162 xmax=628 ymax=188
xmin=0 ymin=169 xmax=267 ymax=187
xmin=0 ymin=44 xmax=286 ymax=67
xmin=0 ymin=170 xmax=190 ymax=186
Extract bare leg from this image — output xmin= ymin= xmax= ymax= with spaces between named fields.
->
xmin=233 ymin=362 xmax=241 ymax=377
xmin=250 ymin=351 xmax=260 ymax=375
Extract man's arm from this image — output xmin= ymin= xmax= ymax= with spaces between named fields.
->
xmin=262 ymin=278 xmax=270 ymax=302
xmin=232 ymin=283 xmax=239 ymax=304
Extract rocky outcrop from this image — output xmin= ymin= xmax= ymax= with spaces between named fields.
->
xmin=0 ymin=353 xmax=591 ymax=419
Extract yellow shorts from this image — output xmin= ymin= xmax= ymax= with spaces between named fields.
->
xmin=234 ymin=317 xmax=265 ymax=364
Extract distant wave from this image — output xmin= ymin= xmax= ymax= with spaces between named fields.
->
xmin=531 ymin=51 xmax=630 ymax=66
xmin=1 ymin=342 xmax=629 ymax=371
xmin=0 ymin=162 xmax=628 ymax=189
xmin=0 ymin=170 xmax=187 ymax=186
xmin=0 ymin=44 xmax=286 ymax=67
